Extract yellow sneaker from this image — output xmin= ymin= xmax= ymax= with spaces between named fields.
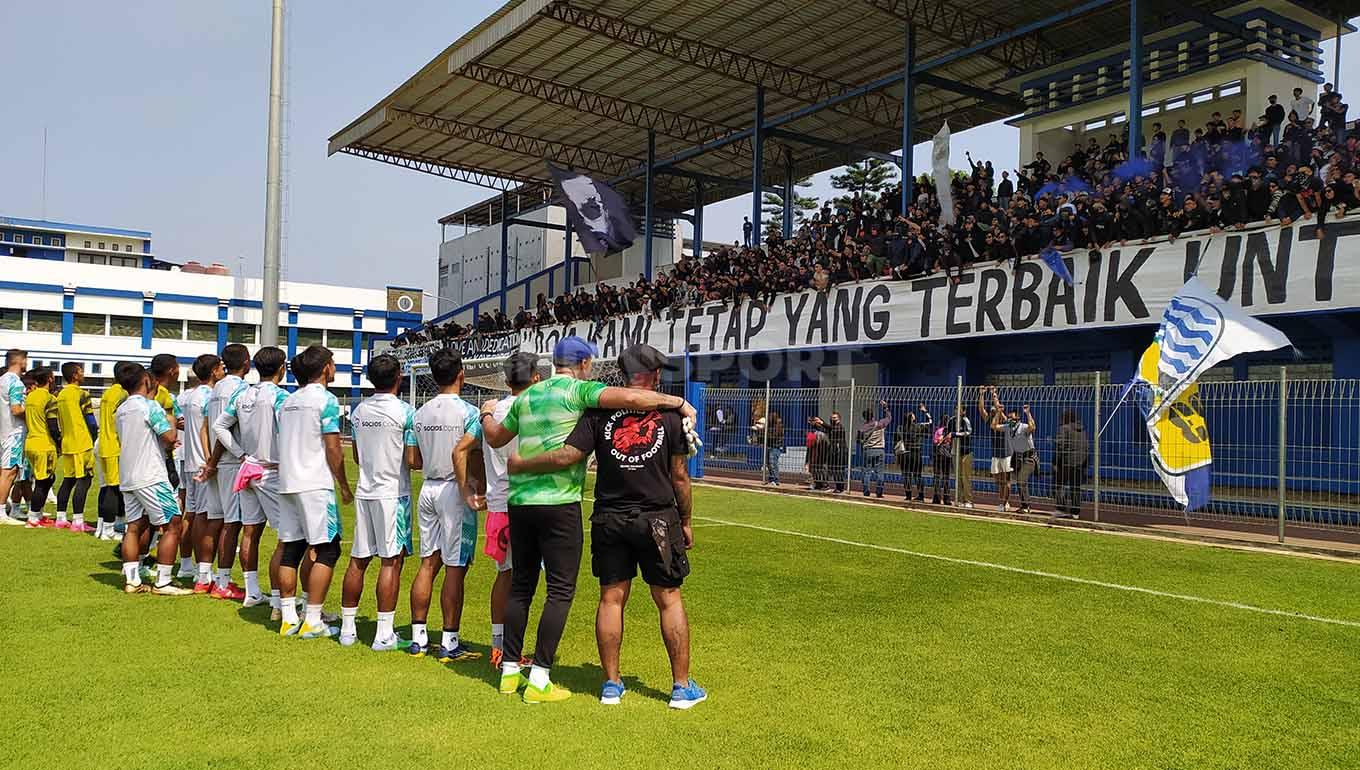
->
xmin=523 ymin=680 xmax=572 ymax=704
xmin=498 ymin=670 xmax=526 ymax=695
xmin=279 ymin=620 xmax=301 ymax=638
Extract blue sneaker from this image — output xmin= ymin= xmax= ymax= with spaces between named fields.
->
xmin=600 ymin=680 xmax=626 ymax=705
xmin=668 ymin=679 xmax=707 ymax=710
xmin=406 ymin=641 xmax=426 ymax=658
xmin=434 ymin=644 xmax=482 ymax=663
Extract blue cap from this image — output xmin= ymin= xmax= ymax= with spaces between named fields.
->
xmin=552 ymin=336 xmax=598 ymax=366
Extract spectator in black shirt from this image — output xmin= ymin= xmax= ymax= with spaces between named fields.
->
xmin=1264 ymin=94 xmax=1286 ymax=146
xmin=508 ymin=344 xmax=703 ymax=708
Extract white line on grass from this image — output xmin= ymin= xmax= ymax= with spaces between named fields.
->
xmin=696 ymin=516 xmax=1360 ymax=629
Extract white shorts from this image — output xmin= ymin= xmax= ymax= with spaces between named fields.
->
xmin=1 ymin=433 xmax=23 ymax=470
xmin=417 ymin=479 xmax=477 ymax=567
xmin=991 ymin=456 xmax=1013 ymax=474
xmin=184 ymin=476 xmax=212 ymax=514
xmin=353 ymin=496 xmax=413 ymax=559
xmin=214 ymin=463 xmax=242 ymax=524
xmin=239 ymin=468 xmax=281 ymax=528
xmin=123 ymin=482 xmax=182 ymax=528
xmin=279 ymin=489 xmax=340 ymax=546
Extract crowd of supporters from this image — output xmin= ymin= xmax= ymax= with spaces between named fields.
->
xmin=393 ymin=83 xmax=1356 ymax=344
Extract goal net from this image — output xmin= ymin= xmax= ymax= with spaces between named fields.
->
xmin=404 ymin=354 xmax=626 ymax=408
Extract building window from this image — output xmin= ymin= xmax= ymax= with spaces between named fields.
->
xmin=109 ymin=255 xmax=138 ymax=268
xmin=31 ymin=236 xmax=44 ymax=246
xmin=187 ymin=321 xmax=218 ymax=342
xmin=78 ymin=253 xmax=107 ymax=265
xmin=1054 ymin=370 xmax=1110 ymax=386
xmin=227 ymin=324 xmax=256 ymax=344
xmin=13 ymin=234 xmax=24 ymax=244
xmin=295 ymin=328 xmax=324 ymax=348
xmin=84 ymin=240 xmax=91 ymax=248
xmin=27 ymin=311 xmax=62 ymax=333
xmin=91 ymin=363 xmax=103 ymax=375
xmin=329 ymin=331 xmax=353 ymax=350
xmin=124 ymin=244 xmax=132 ymax=252
xmin=109 ymin=316 xmax=141 ymax=337
xmin=52 ymin=237 xmax=63 ymax=248
xmin=153 ymin=319 xmax=183 ymax=340
xmin=98 ymin=242 xmax=105 ymax=249
xmin=0 ymin=309 xmax=21 ymax=331
xmin=73 ymin=313 xmax=106 ymax=335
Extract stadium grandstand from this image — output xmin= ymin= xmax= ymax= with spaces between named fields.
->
xmin=331 ymin=0 xmax=1360 ymax=543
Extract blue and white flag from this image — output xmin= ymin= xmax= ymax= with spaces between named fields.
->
xmin=1038 ymin=246 xmax=1074 ymax=287
xmin=548 ymin=165 xmax=636 ymax=254
xmin=1153 ymin=277 xmax=1292 ymax=411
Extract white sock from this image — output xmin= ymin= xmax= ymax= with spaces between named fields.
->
xmin=179 ymin=557 xmax=194 ymax=575
xmin=341 ymin=606 xmax=358 ymax=636
xmin=281 ymin=599 xmax=299 ymax=625
xmin=216 ymin=568 xmax=231 ymax=589
xmin=155 ymin=564 xmax=173 ymax=588
xmin=244 ymin=571 xmax=260 ymax=597
xmin=56 ymin=511 xmax=68 ymax=524
xmin=441 ymin=629 xmax=458 ymax=650
xmin=93 ymin=520 xmax=105 ymax=537
xmin=528 ymin=665 xmax=551 ymax=689
xmin=73 ymin=516 xmax=85 ymax=528
xmin=491 ymin=623 xmax=504 ymax=651
xmin=305 ymin=604 xmax=323 ymax=627
xmin=122 ymin=562 xmax=141 ymax=586
xmin=27 ymin=509 xmax=39 ymax=523
xmin=411 ymin=623 xmax=427 ymax=647
xmin=376 ymin=611 xmax=395 ymax=639
xmin=502 ymin=660 xmax=522 ymax=677
xmin=269 ymin=589 xmax=281 ymax=610
xmin=196 ymin=562 xmax=212 ymax=583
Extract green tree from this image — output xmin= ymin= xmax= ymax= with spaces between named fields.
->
xmin=761 ymin=176 xmax=819 ymax=225
xmin=829 ymin=158 xmax=899 ymax=208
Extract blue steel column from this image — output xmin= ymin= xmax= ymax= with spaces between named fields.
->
xmin=901 ymin=23 xmax=915 ymax=212
xmin=644 ymin=129 xmax=655 ymax=278
xmin=693 ymin=181 xmax=704 ymax=258
xmin=1127 ymin=0 xmax=1144 ymax=159
xmin=782 ymin=153 xmax=794 ymax=239
xmin=499 ymin=192 xmax=509 ymax=312
xmin=751 ymin=86 xmax=765 ymax=246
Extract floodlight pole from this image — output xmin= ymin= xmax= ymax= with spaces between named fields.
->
xmin=782 ymin=152 xmax=794 ymax=239
xmin=260 ymin=0 xmax=285 ymax=347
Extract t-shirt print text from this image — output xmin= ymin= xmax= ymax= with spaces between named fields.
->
xmin=604 ymin=410 xmax=665 ymax=469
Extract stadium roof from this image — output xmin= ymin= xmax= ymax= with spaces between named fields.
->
xmin=330 ymin=0 xmax=1357 ymax=227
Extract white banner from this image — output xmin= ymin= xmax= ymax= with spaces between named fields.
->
xmin=498 ymin=220 xmax=1359 ymax=361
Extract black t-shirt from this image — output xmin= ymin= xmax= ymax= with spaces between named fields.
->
xmin=567 ymin=408 xmax=687 ymax=515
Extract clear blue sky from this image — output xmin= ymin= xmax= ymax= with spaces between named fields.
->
xmin=0 ymin=2 xmax=1352 ymax=301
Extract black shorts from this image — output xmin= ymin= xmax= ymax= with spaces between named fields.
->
xmin=591 ymin=507 xmax=690 ymax=588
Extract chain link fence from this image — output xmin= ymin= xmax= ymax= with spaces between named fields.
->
xmin=693 ymin=373 xmax=1360 ymax=541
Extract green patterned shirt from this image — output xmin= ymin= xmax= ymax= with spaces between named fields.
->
xmin=502 ymin=374 xmax=606 ymax=506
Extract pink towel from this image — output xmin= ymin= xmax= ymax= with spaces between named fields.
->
xmin=233 ymin=461 xmax=265 ymax=493
xmin=484 ymin=510 xmax=510 ymax=564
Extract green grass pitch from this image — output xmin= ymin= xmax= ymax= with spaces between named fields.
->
xmin=1 ymin=462 xmax=1358 ymax=769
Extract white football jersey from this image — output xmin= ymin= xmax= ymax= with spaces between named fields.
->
xmin=0 ymin=372 xmax=24 ymax=439
xmin=277 ymin=383 xmax=341 ymax=494
xmin=239 ymin=381 xmax=288 ymax=465
xmin=350 ymin=393 xmax=417 ymax=500
xmin=207 ymin=374 xmax=247 ymax=463
xmin=179 ymin=385 xmax=213 ymax=472
xmin=116 ymin=395 xmax=174 ymax=491
xmin=481 ymin=395 xmax=517 ymax=512
xmin=413 ymin=394 xmax=481 ymax=482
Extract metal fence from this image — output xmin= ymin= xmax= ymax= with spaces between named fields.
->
xmin=694 ymin=374 xmax=1360 ymax=541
